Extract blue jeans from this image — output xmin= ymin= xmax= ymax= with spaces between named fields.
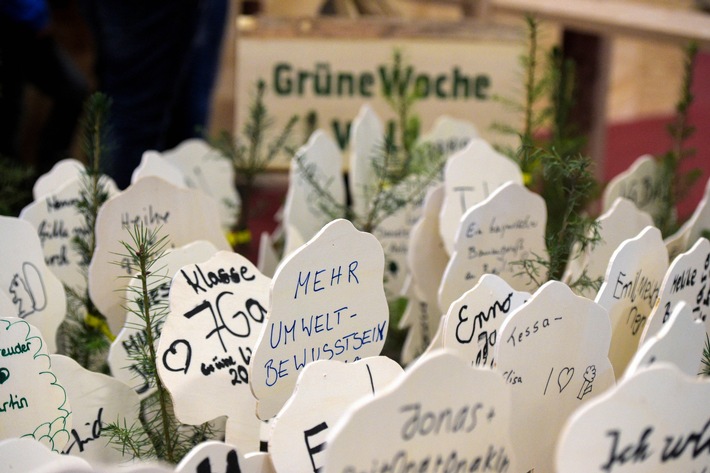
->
xmin=81 ymin=0 xmax=227 ymax=189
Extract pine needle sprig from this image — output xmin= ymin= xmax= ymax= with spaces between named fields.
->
xmin=294 ymin=152 xmax=351 ymax=222
xmin=657 ymin=42 xmax=702 ymax=237
xmin=0 ymin=156 xmax=34 ymax=216
xmin=59 ymin=93 xmax=114 ymax=370
xmin=105 ymin=224 xmax=212 ymax=464
xmin=701 ymin=334 xmax=710 ymax=377
xmin=503 ymin=16 xmax=601 ymax=289
xmin=211 ymin=80 xmax=298 ymax=248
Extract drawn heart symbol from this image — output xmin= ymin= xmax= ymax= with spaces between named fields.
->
xmin=557 ymin=367 xmax=574 ymax=393
xmin=162 ymin=339 xmax=192 ymax=374
xmin=0 ymin=367 xmax=9 ymax=384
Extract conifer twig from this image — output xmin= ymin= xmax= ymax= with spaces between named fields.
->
xmin=105 ymin=224 xmax=212 ymax=463
xmin=657 ymin=42 xmax=701 ymax=236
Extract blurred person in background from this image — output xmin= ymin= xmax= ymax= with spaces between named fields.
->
xmin=80 ymin=0 xmax=228 ymax=189
xmin=0 ymin=0 xmax=89 ymax=175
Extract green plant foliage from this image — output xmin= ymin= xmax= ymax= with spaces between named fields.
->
xmin=58 ymin=93 xmax=113 ymax=371
xmin=0 ymin=156 xmax=34 ymax=217
xmin=103 ymin=224 xmax=212 ymax=463
xmin=211 ymin=80 xmax=298 ymax=249
xmin=294 ymin=49 xmax=444 ymax=234
xmin=498 ymin=15 xmax=601 ymax=289
xmin=701 ymin=335 xmax=710 ymax=377
xmin=657 ymin=42 xmax=702 ymax=237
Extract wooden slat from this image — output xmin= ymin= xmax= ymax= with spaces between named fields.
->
xmin=492 ymin=0 xmax=710 ymax=49
xmin=238 ymin=15 xmax=522 ymax=41
xmin=407 ymin=0 xmax=710 ymax=48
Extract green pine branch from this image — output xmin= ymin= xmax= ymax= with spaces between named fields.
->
xmin=59 ymin=92 xmax=113 ymax=371
xmin=104 ymin=224 xmax=212 ymax=463
xmin=293 ymin=49 xmax=444 ymax=234
xmin=657 ymin=42 xmax=702 ymax=237
xmin=211 ymin=80 xmax=298 ymax=249
xmin=501 ymin=15 xmax=600 ymax=289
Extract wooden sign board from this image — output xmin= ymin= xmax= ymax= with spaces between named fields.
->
xmin=236 ymin=17 xmax=522 ymax=168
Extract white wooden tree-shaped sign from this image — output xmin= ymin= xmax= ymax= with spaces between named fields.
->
xmin=0 ymin=216 xmax=66 ymax=353
xmin=557 ymin=365 xmax=710 ymax=472
xmin=595 ymin=226 xmax=669 ymax=380
xmin=416 ymin=115 xmax=479 ymax=159
xmin=640 ymin=237 xmax=710 ymax=346
xmin=131 ymin=151 xmax=188 ymax=188
xmin=495 ymin=281 xmax=615 ymax=473
xmin=0 ymin=438 xmax=92 ymax=473
xmin=52 ymin=354 xmax=140 ymax=464
xmin=442 ymin=274 xmax=529 ymax=369
xmin=88 ymin=176 xmax=230 ymax=335
xmin=162 ymin=138 xmax=241 ymax=232
xmin=20 ymin=176 xmax=118 ymax=294
xmin=625 ymin=302 xmax=705 ymax=379
xmin=250 ymin=219 xmax=389 ymax=420
xmin=108 ymin=241 xmax=219 ymax=398
xmin=666 ymin=177 xmax=710 ymax=259
xmin=602 ymin=154 xmax=665 ymax=222
xmin=283 ymin=131 xmax=346 ymax=257
xmin=324 ymin=351 xmax=517 ymax=472
xmin=372 ymin=175 xmax=426 ymax=298
xmin=438 ymin=138 xmax=523 ymax=256
xmin=438 ymin=181 xmax=547 ymax=314
xmin=269 ymin=357 xmax=403 ymax=472
xmin=157 ymin=251 xmax=270 ymax=454
xmin=32 ymin=159 xmax=84 ymax=200
xmin=0 ymin=318 xmax=71 ymax=452
xmin=563 ymin=197 xmax=654 ymax=298
xmin=400 ymin=185 xmax=448 ymax=364
xmin=175 ymin=441 xmax=247 ymax=473
xmin=348 ymin=104 xmax=384 ymax=220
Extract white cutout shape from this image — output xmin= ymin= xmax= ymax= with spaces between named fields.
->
xmin=443 ymin=274 xmax=529 ymax=369
xmin=243 ymin=452 xmax=277 ymax=473
xmin=399 ymin=283 xmax=436 ymax=366
xmin=348 ymin=103 xmax=384 ymax=220
xmin=89 ymin=176 xmax=230 ymax=334
xmin=595 ymin=226 xmax=669 ymax=379
xmin=641 ymin=237 xmax=710 ymax=346
xmin=257 ymin=232 xmax=280 ymax=279
xmin=439 ymin=137 xmax=523 ymax=256
xmin=495 ymin=280 xmax=615 ymax=473
xmin=397 ymin=185 xmax=447 ymax=363
xmin=269 ymin=357 xmax=403 ymax=473
xmin=108 ymin=240 xmax=219 ymax=399
xmin=0 ymin=216 xmax=66 ymax=352
xmin=324 ymin=351 xmax=517 ymax=473
xmin=131 ymin=151 xmax=188 ymax=188
xmin=602 ymin=154 xmax=665 ymax=222
xmin=0 ymin=437 xmax=92 ymax=473
xmin=372 ymin=179 xmax=424 ymax=298
xmin=33 ymin=159 xmax=84 ymax=200
xmin=557 ymin=365 xmax=710 ymax=472
xmin=251 ymin=219 xmax=388 ymax=420
xmin=283 ymin=130 xmax=346 ymax=257
xmin=162 ymin=138 xmax=240 ymax=231
xmin=175 ymin=440 xmax=247 ymax=473
xmin=416 ymin=115 xmax=479 ymax=158
xmin=51 ymin=354 xmax=140 ymax=463
xmin=665 ymin=177 xmax=710 ymax=259
xmin=20 ymin=176 xmax=118 ymax=293
xmin=438 ymin=181 xmax=547 ymax=314
xmin=158 ymin=251 xmax=270 ymax=454
xmin=625 ymin=302 xmax=705 ymax=379
xmin=563 ymin=197 xmax=654 ymax=298
xmin=0 ymin=318 xmax=71 ymax=451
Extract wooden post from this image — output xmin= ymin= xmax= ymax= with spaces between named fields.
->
xmin=561 ymin=30 xmax=611 ymax=180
